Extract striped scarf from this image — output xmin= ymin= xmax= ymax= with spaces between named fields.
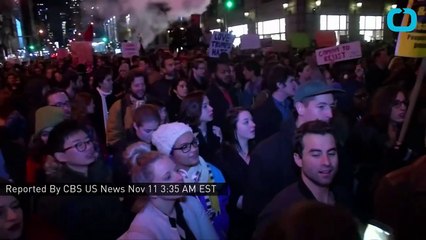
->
xmin=178 ymin=157 xmax=221 ymax=221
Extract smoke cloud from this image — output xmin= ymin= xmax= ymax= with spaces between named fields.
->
xmin=82 ymin=0 xmax=211 ymax=47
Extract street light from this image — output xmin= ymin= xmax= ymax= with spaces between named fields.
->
xmin=391 ymin=4 xmax=397 ymax=9
xmin=283 ymin=3 xmax=289 ymax=9
xmin=315 ymin=0 xmax=321 ymax=7
xmin=39 ymin=29 xmax=44 ymax=34
xmin=356 ymin=2 xmax=362 ymax=7
xmin=244 ymin=12 xmax=249 ymax=17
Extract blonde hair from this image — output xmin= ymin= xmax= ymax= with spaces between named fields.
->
xmin=123 ymin=142 xmax=151 ymax=170
xmin=126 ymin=150 xmax=169 ymax=213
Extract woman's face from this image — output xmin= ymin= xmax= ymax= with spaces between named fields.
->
xmin=355 ymin=64 xmax=364 ymax=79
xmin=236 ymin=111 xmax=256 ymax=141
xmin=151 ymin=156 xmax=184 ymax=200
xmin=134 ymin=120 xmax=159 ymax=144
xmin=158 ymin=107 xmax=168 ymax=124
xmin=199 ymin=96 xmax=213 ymax=123
xmin=0 ymin=196 xmax=23 ymax=240
xmin=171 ymin=132 xmax=199 ymax=170
xmin=390 ymin=91 xmax=407 ymax=123
xmin=174 ymin=81 xmax=188 ymax=99
xmin=40 ymin=127 xmax=53 ymax=144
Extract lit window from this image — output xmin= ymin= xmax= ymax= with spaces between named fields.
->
xmin=320 ymin=15 xmax=348 ymax=41
xmin=256 ymin=18 xmax=286 ymax=40
xmin=359 ymin=16 xmax=383 ymax=41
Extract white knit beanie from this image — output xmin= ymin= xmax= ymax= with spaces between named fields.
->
xmin=152 ymin=122 xmax=193 ymax=155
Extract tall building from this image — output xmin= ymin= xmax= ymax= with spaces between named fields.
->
xmin=0 ymin=0 xmax=27 ymax=59
xmin=32 ymin=0 xmax=83 ymax=46
xmin=34 ymin=0 xmax=52 ymax=38
xmin=69 ymin=0 xmax=82 ymax=31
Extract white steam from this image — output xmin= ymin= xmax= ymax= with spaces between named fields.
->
xmin=82 ymin=0 xmax=211 ymax=47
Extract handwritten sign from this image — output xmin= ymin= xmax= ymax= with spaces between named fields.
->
xmin=315 ymin=41 xmax=362 ymax=65
xmin=121 ymin=42 xmax=140 ymax=59
xmin=208 ymin=32 xmax=235 ymax=58
xmin=240 ymin=34 xmax=261 ymax=50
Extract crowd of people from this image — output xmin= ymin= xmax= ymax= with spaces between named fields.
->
xmin=0 ymin=43 xmax=425 ymax=240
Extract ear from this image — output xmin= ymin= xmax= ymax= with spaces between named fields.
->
xmin=54 ymin=152 xmax=67 ymax=163
xmin=294 ymin=153 xmax=302 ymax=168
xmin=276 ymin=82 xmax=283 ymax=90
xmin=295 ymin=102 xmax=305 ymax=116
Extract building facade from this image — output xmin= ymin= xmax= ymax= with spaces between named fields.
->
xmin=202 ymin=0 xmax=399 ymax=46
xmin=0 ymin=0 xmax=28 ymax=60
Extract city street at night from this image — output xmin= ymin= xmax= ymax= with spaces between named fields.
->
xmin=0 ymin=0 xmax=425 ymax=239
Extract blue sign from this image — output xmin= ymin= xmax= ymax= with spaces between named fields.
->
xmin=387 ymin=8 xmax=417 ymax=32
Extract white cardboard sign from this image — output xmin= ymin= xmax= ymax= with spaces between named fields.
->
xmin=208 ymin=32 xmax=235 ymax=58
xmin=315 ymin=41 xmax=362 ymax=65
xmin=121 ymin=42 xmax=140 ymax=59
xmin=240 ymin=34 xmax=261 ymax=50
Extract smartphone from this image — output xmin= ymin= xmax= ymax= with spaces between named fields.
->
xmin=363 ymin=220 xmax=393 ymax=240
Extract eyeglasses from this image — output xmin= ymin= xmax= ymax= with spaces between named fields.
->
xmin=172 ymin=139 xmax=199 ymax=153
xmin=63 ymin=139 xmax=93 ymax=152
xmin=392 ymin=100 xmax=408 ymax=108
xmin=51 ymin=101 xmax=70 ymax=108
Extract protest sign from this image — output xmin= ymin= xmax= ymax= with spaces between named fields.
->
xmin=289 ymin=32 xmax=310 ymax=49
xmin=208 ymin=32 xmax=235 ymax=58
xmin=121 ymin=42 xmax=140 ymax=58
xmin=70 ymin=41 xmax=93 ymax=65
xmin=315 ymin=31 xmax=337 ymax=48
xmin=57 ymin=48 xmax=69 ymax=59
xmin=394 ymin=0 xmax=426 ymax=57
xmin=240 ymin=34 xmax=261 ymax=50
xmin=315 ymin=41 xmax=362 ymax=65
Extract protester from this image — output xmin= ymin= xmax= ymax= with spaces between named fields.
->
xmin=215 ymin=107 xmax=256 ymax=240
xmin=254 ymin=120 xmax=348 ymax=238
xmin=119 ymin=151 xmax=218 ymax=240
xmin=167 ymin=79 xmax=188 ymax=122
xmin=179 ymin=91 xmax=222 ymax=163
xmin=151 ymin=122 xmax=229 ymax=239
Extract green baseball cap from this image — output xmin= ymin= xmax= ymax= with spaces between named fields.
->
xmin=294 ymin=80 xmax=345 ymax=102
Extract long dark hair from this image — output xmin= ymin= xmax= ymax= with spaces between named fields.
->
xmin=179 ymin=90 xmax=204 ymax=128
xmin=365 ymin=85 xmax=406 ymax=131
xmin=223 ymin=107 xmax=255 ymax=153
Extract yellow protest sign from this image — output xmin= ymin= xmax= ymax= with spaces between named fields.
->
xmin=395 ymin=0 xmax=426 ymax=57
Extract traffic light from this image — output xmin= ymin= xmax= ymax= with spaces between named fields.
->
xmin=224 ymin=0 xmax=235 ymax=10
xmin=102 ymin=37 xmax=108 ymax=42
xmin=29 ymin=45 xmax=35 ymax=50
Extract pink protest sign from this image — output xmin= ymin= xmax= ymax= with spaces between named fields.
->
xmin=315 ymin=41 xmax=362 ymax=65
xmin=70 ymin=41 xmax=93 ymax=65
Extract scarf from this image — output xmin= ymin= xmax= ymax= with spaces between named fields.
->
xmin=96 ymin=87 xmax=112 ymax=130
xmin=178 ymin=157 xmax=221 ymax=220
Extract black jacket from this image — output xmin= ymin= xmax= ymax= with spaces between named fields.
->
xmin=206 ymin=83 xmax=238 ymax=128
xmin=243 ymin=120 xmax=298 ymax=221
xmin=252 ymin=96 xmax=293 ymax=143
xmin=215 ymin=144 xmax=251 ymax=240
